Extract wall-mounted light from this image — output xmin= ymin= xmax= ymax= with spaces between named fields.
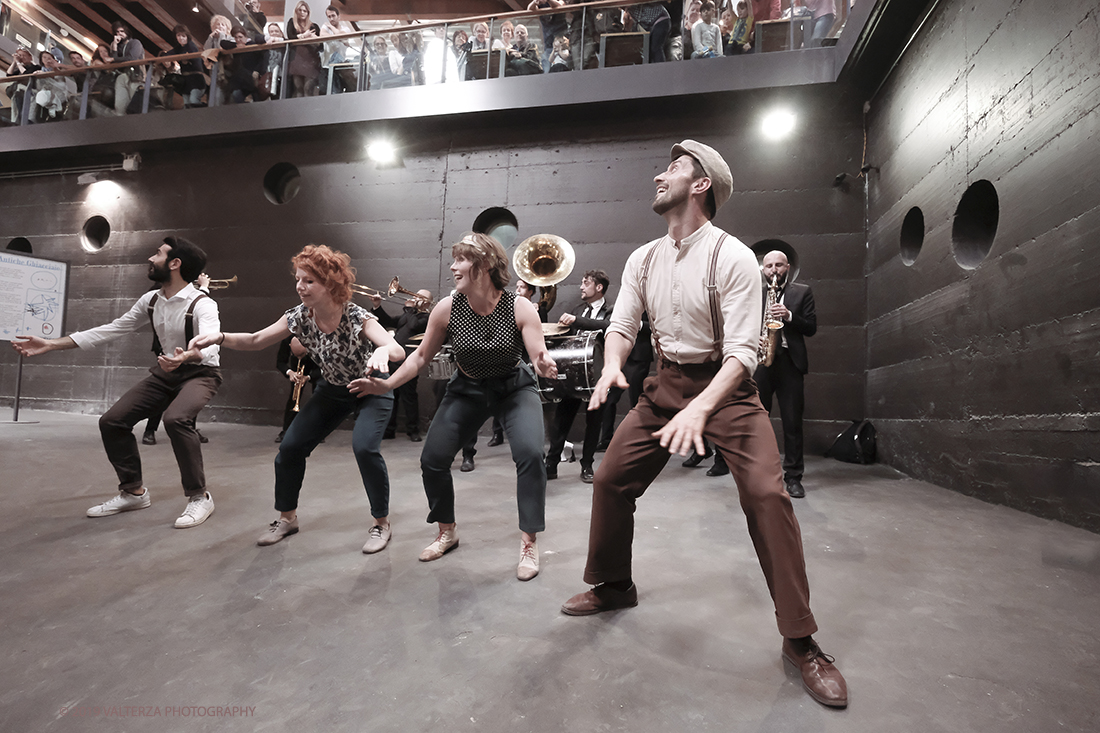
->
xmin=761 ymin=109 xmax=797 ymax=141
xmin=367 ymin=140 xmax=399 ymax=166
xmin=192 ymin=2 xmax=200 ymax=12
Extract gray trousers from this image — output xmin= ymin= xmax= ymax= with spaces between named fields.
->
xmin=420 ymin=364 xmax=547 ymax=533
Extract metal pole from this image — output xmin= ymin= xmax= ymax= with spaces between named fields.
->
xmin=13 ymin=353 xmax=23 ymax=422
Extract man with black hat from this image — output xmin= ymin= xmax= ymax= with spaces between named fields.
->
xmin=560 ymin=140 xmax=847 ymax=709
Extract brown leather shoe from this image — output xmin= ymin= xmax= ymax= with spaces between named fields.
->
xmin=782 ymin=637 xmax=848 ymax=708
xmin=561 ymin=583 xmax=638 ymax=616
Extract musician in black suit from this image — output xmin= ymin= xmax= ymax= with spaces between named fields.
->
xmin=275 ymin=334 xmax=321 ymax=443
xmin=597 ymin=312 xmax=652 ymax=449
xmin=546 ymin=269 xmax=613 ymax=483
xmin=370 ymin=290 xmax=432 ymax=441
xmin=704 ymin=251 xmax=817 ymax=492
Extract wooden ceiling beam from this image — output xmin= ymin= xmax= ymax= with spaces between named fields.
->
xmin=9 ymin=1 xmax=103 ymax=53
xmin=42 ymin=0 xmax=113 ymax=36
xmin=134 ymin=0 xmax=184 ymax=37
xmin=98 ymin=0 xmax=173 ymax=52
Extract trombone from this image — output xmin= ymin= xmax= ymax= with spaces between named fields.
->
xmin=206 ymin=275 xmax=238 ymax=290
xmin=351 ymin=276 xmax=434 ymax=312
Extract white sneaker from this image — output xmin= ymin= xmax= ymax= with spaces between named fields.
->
xmin=87 ymin=489 xmax=151 ymax=517
xmin=517 ymin=538 xmax=539 ymax=581
xmin=174 ymin=491 xmax=214 ymax=528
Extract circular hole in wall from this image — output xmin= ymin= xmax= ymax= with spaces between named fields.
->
xmin=472 ymin=207 xmax=519 ymax=249
xmin=263 ymin=163 xmax=302 ymax=205
xmin=751 ymin=239 xmax=800 ymax=283
xmin=900 ymin=206 xmax=924 ymax=265
xmin=7 ymin=237 xmax=33 ymax=253
xmin=81 ymin=216 xmax=111 ymax=252
xmin=952 ymin=180 xmax=999 ymax=269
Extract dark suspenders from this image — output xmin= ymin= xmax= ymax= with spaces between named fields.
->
xmin=148 ymin=292 xmax=208 ymax=356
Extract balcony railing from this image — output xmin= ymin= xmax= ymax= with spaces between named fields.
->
xmin=2 ymin=0 xmax=853 ymax=127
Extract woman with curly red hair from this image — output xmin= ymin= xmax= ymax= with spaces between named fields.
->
xmin=190 ymin=244 xmax=406 ymax=550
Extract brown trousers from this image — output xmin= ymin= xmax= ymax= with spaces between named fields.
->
xmin=99 ymin=364 xmax=221 ymax=497
xmin=585 ymin=360 xmax=818 ymax=638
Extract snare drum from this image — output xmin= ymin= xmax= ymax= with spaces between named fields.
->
xmin=427 ymin=345 xmax=456 ymax=380
xmin=539 ymin=330 xmax=603 ymax=403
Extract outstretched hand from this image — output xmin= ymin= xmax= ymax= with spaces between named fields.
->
xmin=11 ymin=336 xmax=50 ymax=357
xmin=348 ymin=376 xmax=390 ymax=396
xmin=157 ymin=347 xmax=192 ymax=373
xmin=587 ymin=367 xmax=628 ymax=411
xmin=188 ymin=332 xmax=221 ymax=352
xmin=533 ymin=351 xmax=557 ymax=380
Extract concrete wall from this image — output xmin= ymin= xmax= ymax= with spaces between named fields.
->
xmin=0 ymin=85 xmax=866 ymax=449
xmin=864 ymin=0 xmax=1100 ymax=529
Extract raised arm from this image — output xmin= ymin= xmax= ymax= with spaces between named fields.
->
xmin=11 ymin=335 xmax=78 ymax=357
xmin=349 ymin=297 xmax=451 ymax=395
xmin=515 ymin=295 xmax=557 ymax=379
xmin=188 ymin=314 xmax=292 ymax=353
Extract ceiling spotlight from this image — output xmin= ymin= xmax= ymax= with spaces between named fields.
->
xmin=761 ymin=109 xmax=797 ymax=141
xmin=367 ymin=140 xmax=397 ymax=165
xmin=192 ymin=2 xmax=200 ymax=12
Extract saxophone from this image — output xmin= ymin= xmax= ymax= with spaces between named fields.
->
xmin=758 ymin=275 xmax=783 ymax=367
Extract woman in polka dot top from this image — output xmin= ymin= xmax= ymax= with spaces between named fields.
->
xmin=353 ymin=233 xmax=557 ymax=581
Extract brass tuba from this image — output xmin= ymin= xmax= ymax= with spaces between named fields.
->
xmin=758 ymin=275 xmax=783 ymax=367
xmin=512 ymin=233 xmax=575 ymax=287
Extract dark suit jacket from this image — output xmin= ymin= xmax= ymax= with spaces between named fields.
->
xmin=770 ymin=281 xmax=816 ymax=374
xmin=373 ymin=305 xmax=429 ymax=356
xmin=568 ymin=300 xmax=613 ymax=334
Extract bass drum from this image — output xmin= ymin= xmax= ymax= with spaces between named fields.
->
xmin=539 ymin=330 xmax=603 ymax=403
xmin=427 ymin=345 xmax=456 ymax=380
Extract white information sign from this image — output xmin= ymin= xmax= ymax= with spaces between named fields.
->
xmin=0 ymin=252 xmax=70 ymax=342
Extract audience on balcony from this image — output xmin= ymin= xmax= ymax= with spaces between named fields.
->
xmin=163 ymin=25 xmax=206 ymax=108
xmin=5 ymin=47 xmax=39 ymax=122
xmin=624 ymin=3 xmax=673 ymax=64
xmin=222 ymin=25 xmax=269 ymax=103
xmin=528 ymin=1 xmax=571 ymax=73
xmin=724 ymin=0 xmax=754 ymax=54
xmin=108 ymin=21 xmax=146 ymax=115
xmin=321 ymin=4 xmax=360 ymax=93
xmin=286 ymin=0 xmax=322 ymax=97
xmin=32 ymin=51 xmax=78 ymax=122
xmin=451 ymin=29 xmax=470 ymax=80
xmin=494 ymin=20 xmax=516 ymax=51
xmin=505 ymin=24 xmax=542 ymax=76
xmin=807 ymin=0 xmax=838 ymax=46
xmin=549 ymin=35 xmax=571 ymax=73
xmin=239 ymin=0 xmax=268 ymax=43
xmin=691 ymin=1 xmax=724 ymax=58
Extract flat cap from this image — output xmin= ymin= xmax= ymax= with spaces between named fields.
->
xmin=670 ymin=139 xmax=733 ymax=214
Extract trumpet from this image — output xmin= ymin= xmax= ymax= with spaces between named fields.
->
xmin=206 ymin=275 xmax=238 ymax=290
xmin=351 ymin=277 xmax=434 ymax=312
xmin=291 ymin=359 xmax=307 ymax=412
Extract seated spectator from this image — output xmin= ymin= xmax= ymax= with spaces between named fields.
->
xmin=320 ymin=4 xmax=359 ymax=93
xmin=221 ymin=25 xmax=268 ymax=103
xmin=108 ymin=21 xmax=146 ymax=115
xmin=725 ymin=0 xmax=754 ymax=54
xmin=163 ymin=24 xmax=207 ymax=108
xmin=682 ymin=0 xmax=703 ymax=58
xmin=5 ymin=47 xmax=41 ymax=122
xmin=549 ymin=35 xmax=571 ymax=72
xmin=504 ymin=23 xmax=542 ymax=76
xmin=624 ymin=3 xmax=672 ymax=63
xmin=286 ymin=0 xmax=322 ymax=97
xmin=264 ymin=23 xmax=286 ymax=97
xmin=367 ymin=35 xmax=401 ymax=88
xmin=471 ymin=22 xmax=491 ymax=51
xmin=204 ymin=14 xmax=234 ymax=50
xmin=493 ymin=20 xmax=516 ymax=50
xmin=33 ymin=51 xmax=78 ymax=121
xmin=66 ymin=50 xmax=90 ymax=95
xmin=691 ymin=0 xmax=724 ymax=58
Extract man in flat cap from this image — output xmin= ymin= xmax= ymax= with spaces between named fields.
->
xmin=561 ymin=140 xmax=847 ymax=709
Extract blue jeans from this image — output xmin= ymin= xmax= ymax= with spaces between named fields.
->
xmin=420 ymin=365 xmax=546 ymax=533
xmin=274 ymin=380 xmax=394 ymax=516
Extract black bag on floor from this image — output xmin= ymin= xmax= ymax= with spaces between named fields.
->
xmin=824 ymin=420 xmax=876 ymax=464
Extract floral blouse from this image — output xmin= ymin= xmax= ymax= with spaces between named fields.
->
xmin=285 ymin=302 xmax=378 ymax=387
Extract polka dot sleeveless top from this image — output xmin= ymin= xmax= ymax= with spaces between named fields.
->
xmin=448 ymin=290 xmax=525 ymax=379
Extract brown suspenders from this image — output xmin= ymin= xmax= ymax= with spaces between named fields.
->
xmin=638 ymin=232 xmax=729 ymax=364
xmin=147 ymin=292 xmax=208 ymax=356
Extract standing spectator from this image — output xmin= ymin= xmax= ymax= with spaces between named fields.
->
xmin=691 ymin=1 xmax=724 ymax=57
xmin=493 ymin=20 xmax=516 ymax=50
xmin=109 ymin=22 xmax=145 ymax=115
xmin=624 ymin=4 xmax=672 ymax=63
xmin=286 ymin=0 xmax=322 ymax=97
xmin=451 ymin=29 xmax=470 ymax=80
xmin=807 ymin=0 xmax=837 ymax=46
xmin=320 ymin=5 xmax=359 ymax=93
xmin=67 ymin=50 xmax=90 ymax=94
xmin=528 ymin=0 xmax=570 ymax=72
xmin=222 ymin=25 xmax=268 ymax=103
xmin=32 ymin=51 xmax=77 ymax=121
xmin=240 ymin=0 xmax=268 ymax=42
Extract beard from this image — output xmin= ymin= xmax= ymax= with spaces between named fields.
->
xmin=148 ymin=262 xmax=171 ymax=283
xmin=652 ymin=184 xmax=688 ymax=216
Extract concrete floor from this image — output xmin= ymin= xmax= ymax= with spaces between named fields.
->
xmin=2 ymin=410 xmax=1099 ymax=733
